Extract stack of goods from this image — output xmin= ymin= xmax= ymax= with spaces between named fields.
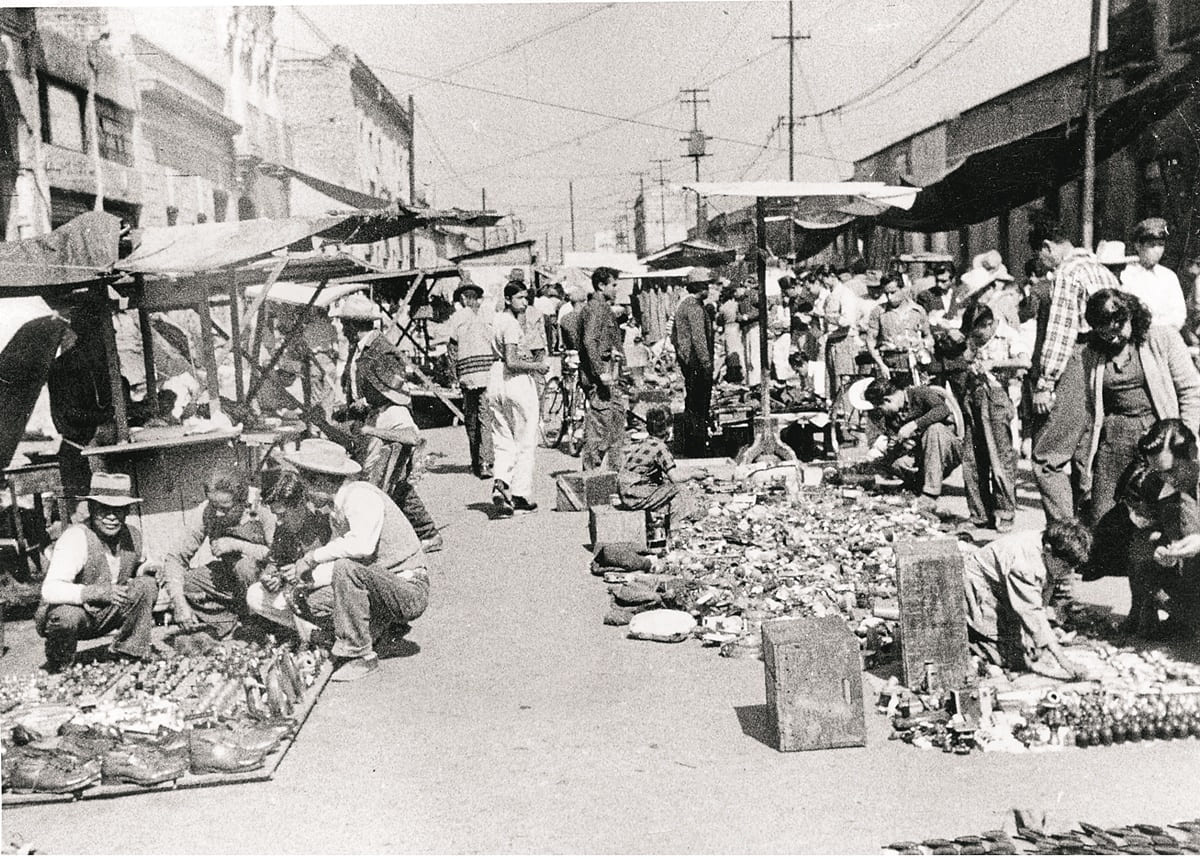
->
xmin=599 ymin=477 xmax=948 ymax=659
xmin=887 ymin=647 xmax=1200 ymax=754
xmin=0 ymin=640 xmax=327 ymax=797
xmin=884 ymin=821 xmax=1200 ymax=855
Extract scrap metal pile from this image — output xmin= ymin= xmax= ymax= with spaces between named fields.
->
xmin=0 ymin=639 xmax=328 ymax=798
xmin=600 ymin=473 xmax=949 ymax=657
xmin=884 ymin=820 xmax=1200 ymax=855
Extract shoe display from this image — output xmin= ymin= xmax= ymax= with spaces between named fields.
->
xmin=330 ymin=656 xmax=380 ymax=683
xmin=6 ymin=750 xmax=103 ymax=794
xmin=102 ymin=744 xmax=190 ymax=786
xmin=421 ymin=533 xmax=445 ymax=553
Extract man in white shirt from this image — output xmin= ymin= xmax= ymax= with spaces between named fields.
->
xmin=1119 ymin=217 xmax=1186 ymax=331
xmin=283 ymin=439 xmax=428 ymax=682
xmin=36 ymin=473 xmax=157 ymax=671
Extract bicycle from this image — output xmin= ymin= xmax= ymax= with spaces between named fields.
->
xmin=540 ymin=350 xmax=585 ymax=455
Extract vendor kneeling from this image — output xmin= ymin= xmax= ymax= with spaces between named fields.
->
xmin=963 ymin=520 xmax=1093 ymax=680
xmin=36 ymin=473 xmax=158 ymax=672
xmin=617 ymin=406 xmax=708 ymax=512
xmin=262 ymin=439 xmax=429 ymax=683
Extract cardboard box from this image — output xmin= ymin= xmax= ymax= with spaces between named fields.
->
xmin=588 ymin=505 xmax=646 ymax=549
xmin=896 ymin=539 xmax=972 ymax=692
xmin=555 ymin=471 xmax=619 ymax=512
xmin=762 ymin=616 xmax=866 ymax=752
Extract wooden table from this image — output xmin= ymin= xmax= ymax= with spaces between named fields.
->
xmin=1 ymin=460 xmax=62 ymax=575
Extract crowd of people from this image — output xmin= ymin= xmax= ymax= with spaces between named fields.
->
xmin=30 ymin=212 xmax=1200 ymax=687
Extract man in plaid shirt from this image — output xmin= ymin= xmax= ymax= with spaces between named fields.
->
xmin=1030 ymin=223 xmax=1119 ymax=525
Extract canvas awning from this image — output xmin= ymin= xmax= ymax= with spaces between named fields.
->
xmin=641 ymin=239 xmax=738 ymax=270
xmin=0 ymin=212 xmax=122 ymax=293
xmin=683 ymin=181 xmax=921 ymax=217
xmin=871 ymin=55 xmax=1199 ymax=232
xmin=243 ymin=281 xmax=369 ymax=308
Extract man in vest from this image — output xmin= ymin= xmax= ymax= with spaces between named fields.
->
xmin=283 ymin=439 xmax=429 ymax=682
xmin=36 ymin=472 xmax=158 ymax=672
xmin=332 ymin=293 xmax=405 ymax=416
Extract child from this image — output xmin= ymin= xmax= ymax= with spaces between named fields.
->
xmin=618 ymin=406 xmax=708 ymax=512
xmin=962 ymin=519 xmax=1093 ymax=679
xmin=358 ymin=356 xmax=443 ymax=552
xmin=161 ymin=467 xmax=270 ymax=636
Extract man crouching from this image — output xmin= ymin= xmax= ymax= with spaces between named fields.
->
xmin=283 ymin=439 xmax=429 ymax=682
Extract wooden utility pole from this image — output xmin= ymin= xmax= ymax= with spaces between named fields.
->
xmin=408 ymin=94 xmax=417 ymax=266
xmin=85 ymin=38 xmax=105 ymax=209
xmin=559 ymin=236 xmax=565 ymax=264
xmin=772 ymin=0 xmax=811 ymax=181
xmin=679 ymin=88 xmax=711 ymax=234
xmin=651 ymin=158 xmax=670 ymax=249
xmin=1082 ymin=0 xmax=1103 ymax=249
xmin=569 ymin=181 xmax=577 ymax=251
xmin=481 ymin=188 xmax=488 ymax=249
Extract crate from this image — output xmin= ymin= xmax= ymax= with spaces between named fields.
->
xmin=762 ymin=615 xmax=866 ymax=752
xmin=896 ymin=539 xmax=973 ymax=691
xmin=555 ymin=471 xmax=619 ymax=512
xmin=588 ymin=505 xmax=646 ymax=549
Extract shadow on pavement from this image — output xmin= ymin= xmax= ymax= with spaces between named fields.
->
xmin=377 ymin=638 xmax=421 ymax=660
xmin=734 ymin=704 xmax=776 ymax=749
xmin=428 ymin=463 xmax=475 ymax=475
xmin=465 ymin=502 xmax=500 ymax=519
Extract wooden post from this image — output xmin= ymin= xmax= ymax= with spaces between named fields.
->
xmin=92 ymin=286 xmax=128 ymax=442
xmin=137 ymin=306 xmax=159 ymax=420
xmin=195 ymin=294 xmax=223 ymax=417
xmin=756 ymin=196 xmax=770 ymax=420
xmin=1082 ymin=0 xmax=1103 ymax=249
xmin=228 ymin=271 xmax=244 ymax=402
xmin=245 ymin=279 xmax=328 ymax=404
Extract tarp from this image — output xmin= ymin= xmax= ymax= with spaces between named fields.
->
xmin=0 ymin=212 xmax=122 ymax=292
xmin=243 ymin=281 xmax=369 ymax=309
xmin=641 ymin=239 xmax=737 ymax=270
xmin=683 ymin=181 xmax=921 ymax=215
xmin=0 ymin=306 xmax=69 ymax=468
xmin=871 ymin=56 xmax=1200 ymax=232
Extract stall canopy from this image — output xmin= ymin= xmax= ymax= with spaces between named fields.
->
xmin=120 ymin=204 xmax=502 ymax=278
xmin=0 ymin=211 xmax=122 ymax=293
xmin=243 ymin=281 xmax=369 ymax=308
xmin=870 ymin=55 xmax=1200 ymax=233
xmin=641 ymin=239 xmax=737 ymax=270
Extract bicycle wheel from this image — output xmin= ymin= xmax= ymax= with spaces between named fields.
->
xmin=540 ymin=376 xmax=567 ymax=448
xmin=560 ymin=382 xmax=585 ymax=456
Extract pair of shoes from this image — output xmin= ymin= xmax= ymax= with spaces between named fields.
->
xmin=330 ymin=655 xmax=380 ymax=682
xmin=492 ymin=480 xmax=514 ymax=518
xmin=421 ymin=533 xmax=445 ymax=553
xmin=513 ymin=496 xmax=538 ymax=514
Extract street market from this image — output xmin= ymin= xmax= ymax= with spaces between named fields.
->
xmin=2 ymin=0 xmax=1200 ymax=853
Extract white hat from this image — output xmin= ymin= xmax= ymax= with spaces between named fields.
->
xmin=285 ymin=438 xmax=362 ymax=476
xmin=847 ymin=377 xmax=875 ymax=412
xmin=1096 ymin=240 xmax=1136 ymax=267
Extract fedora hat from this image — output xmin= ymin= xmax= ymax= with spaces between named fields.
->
xmin=81 ymin=472 xmax=141 ymax=507
xmin=1096 ymin=240 xmax=1135 ymax=266
xmin=330 ymin=294 xmax=381 ymax=321
xmin=285 ymin=438 xmax=362 ymax=477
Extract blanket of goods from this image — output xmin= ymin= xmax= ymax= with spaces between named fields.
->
xmin=0 ymin=639 xmax=328 ymax=800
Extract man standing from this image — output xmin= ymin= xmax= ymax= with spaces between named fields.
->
xmin=671 ymin=269 xmax=716 ymax=457
xmin=332 ymin=293 xmax=400 ymax=414
xmin=1029 ymin=223 xmax=1119 ymax=525
xmin=447 ymin=279 xmax=494 ymax=479
xmin=36 ymin=473 xmax=157 ymax=671
xmin=578 ymin=266 xmax=626 ymax=471
xmin=1119 ymin=217 xmax=1186 ymax=331
xmin=865 ymin=272 xmax=933 ymax=381
xmin=285 ymin=439 xmax=429 ymax=683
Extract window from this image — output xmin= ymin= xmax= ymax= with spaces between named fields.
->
xmin=213 ymin=190 xmax=229 ymax=223
xmin=40 ymin=79 xmax=84 ymax=151
xmin=166 ymin=206 xmax=179 ymax=227
xmin=96 ymin=99 xmax=132 ymax=166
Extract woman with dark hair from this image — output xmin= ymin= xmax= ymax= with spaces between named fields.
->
xmin=1079 ymin=288 xmax=1200 ymax=521
xmin=1138 ymin=417 xmax=1199 ymax=496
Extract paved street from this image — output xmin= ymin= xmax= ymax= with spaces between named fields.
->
xmin=5 ymin=427 xmax=1200 ymax=854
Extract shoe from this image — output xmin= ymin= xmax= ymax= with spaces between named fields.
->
xmin=331 ymin=656 xmax=380 ymax=683
xmin=6 ymin=750 xmax=103 ymax=794
xmin=188 ymin=732 xmax=268 ymax=774
xmin=513 ymin=496 xmax=538 ymax=514
xmin=102 ymin=745 xmax=189 ymax=786
xmin=492 ymin=480 xmax=514 ymax=518
xmin=421 ymin=533 xmax=445 ymax=553
xmin=478 ymin=466 xmax=493 ymax=480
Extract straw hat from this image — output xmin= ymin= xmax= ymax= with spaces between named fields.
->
xmin=330 ymin=294 xmax=381 ymax=321
xmin=285 ymin=438 xmax=362 ymax=476
xmin=81 ymin=472 xmax=142 ymax=507
xmin=1096 ymin=240 xmax=1135 ymax=266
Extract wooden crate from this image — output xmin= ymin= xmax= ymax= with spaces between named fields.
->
xmin=555 ymin=471 xmax=619 ymax=512
xmin=896 ymin=538 xmax=973 ymax=691
xmin=762 ymin=615 xmax=866 ymax=752
xmin=588 ymin=505 xmax=646 ymax=549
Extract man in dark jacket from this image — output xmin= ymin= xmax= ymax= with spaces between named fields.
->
xmin=578 ymin=267 xmax=626 ymax=470
xmin=671 ymin=268 xmax=716 ymax=456
xmin=863 ymin=378 xmax=961 ymax=510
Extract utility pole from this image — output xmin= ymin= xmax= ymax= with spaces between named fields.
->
xmin=481 ymin=188 xmax=488 ymax=249
xmin=407 ymin=94 xmax=417 ymax=267
xmin=559 ymin=236 xmax=565 ymax=265
xmin=568 ymin=181 xmax=577 ymax=252
xmin=544 ymin=231 xmax=550 ymax=263
xmin=1082 ymin=0 xmax=1103 ymax=249
xmin=772 ymin=0 xmax=810 ymax=181
xmin=679 ymin=88 xmax=711 ymax=235
xmin=651 ymin=158 xmax=670 ymax=250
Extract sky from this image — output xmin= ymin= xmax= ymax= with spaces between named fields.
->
xmin=271 ymin=0 xmax=1102 ymax=253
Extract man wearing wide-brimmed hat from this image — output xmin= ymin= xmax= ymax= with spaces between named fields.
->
xmin=331 ymin=293 xmax=407 ymax=415
xmin=1119 ymin=217 xmax=1186 ymax=332
xmin=447 ymin=277 xmax=495 ymax=479
xmin=36 ymin=472 xmax=158 ymax=671
xmin=277 ymin=439 xmax=429 ymax=682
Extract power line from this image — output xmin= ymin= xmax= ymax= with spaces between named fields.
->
xmin=795 ymin=0 xmax=989 ymax=121
xmin=413 ymin=105 xmax=475 ymax=195
xmin=292 ymin=7 xmax=335 ymax=49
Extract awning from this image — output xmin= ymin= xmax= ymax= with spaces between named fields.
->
xmin=871 ymin=56 xmax=1200 ymax=232
xmin=243 ymin=281 xmax=369 ymax=309
xmin=684 ymin=181 xmax=921 ymax=216
xmin=238 ymin=250 xmax=383 ymax=285
xmin=0 ymin=211 xmax=122 ymax=293
xmin=260 ymin=163 xmax=392 ymax=210
xmin=641 ymin=239 xmax=738 ymax=270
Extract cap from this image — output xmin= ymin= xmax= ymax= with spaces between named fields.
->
xmin=1133 ymin=217 xmax=1169 ymax=242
